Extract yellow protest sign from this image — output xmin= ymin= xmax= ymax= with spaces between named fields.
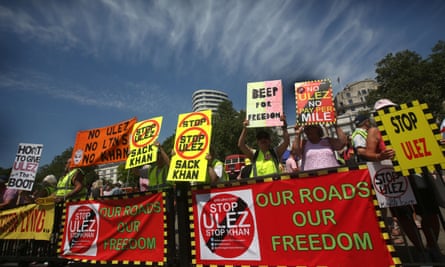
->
xmin=167 ymin=110 xmax=212 ymax=182
xmin=375 ymin=100 xmax=445 ymax=175
xmin=125 ymin=116 xmax=163 ymax=169
xmin=0 ymin=203 xmax=54 ymax=240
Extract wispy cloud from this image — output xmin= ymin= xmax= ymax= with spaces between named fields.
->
xmin=0 ymin=0 xmax=443 ymax=93
xmin=0 ymin=68 xmax=188 ymax=115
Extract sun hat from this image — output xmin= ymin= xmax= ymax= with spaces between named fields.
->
xmin=354 ymin=114 xmax=370 ymax=126
xmin=43 ymin=174 xmax=57 ymax=186
xmin=374 ymin=98 xmax=397 ymax=110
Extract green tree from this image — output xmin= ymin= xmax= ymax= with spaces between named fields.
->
xmin=116 ymin=163 xmax=138 ymax=187
xmin=368 ymin=40 xmax=445 ymax=119
xmin=211 ymin=100 xmax=245 ymax=161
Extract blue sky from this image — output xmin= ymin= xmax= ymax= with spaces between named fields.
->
xmin=0 ymin=0 xmax=444 ymax=168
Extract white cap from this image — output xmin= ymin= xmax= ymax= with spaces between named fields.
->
xmin=374 ymin=98 xmax=397 ymax=110
xmin=43 ymin=174 xmax=57 ymax=186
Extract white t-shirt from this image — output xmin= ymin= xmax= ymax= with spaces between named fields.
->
xmin=352 ymin=128 xmax=367 ymax=149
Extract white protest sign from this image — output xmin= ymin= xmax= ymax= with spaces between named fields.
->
xmin=367 ymin=160 xmax=416 ymax=208
xmin=8 ymin=143 xmax=43 ymax=191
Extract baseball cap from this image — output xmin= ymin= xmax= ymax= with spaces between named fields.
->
xmin=374 ymin=99 xmax=397 ymax=110
xmin=354 ymin=114 xmax=369 ymax=126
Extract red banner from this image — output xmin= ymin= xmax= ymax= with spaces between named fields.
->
xmin=192 ymin=169 xmax=396 ymax=266
xmin=59 ymin=193 xmax=165 ymax=263
xmin=71 ymin=117 xmax=137 ymax=167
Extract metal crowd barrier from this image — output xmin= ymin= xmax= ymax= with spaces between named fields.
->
xmin=1 ymin=167 xmax=444 ymax=267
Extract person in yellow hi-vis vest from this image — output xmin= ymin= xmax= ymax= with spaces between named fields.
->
xmin=238 ymin=115 xmax=289 ymax=178
xmin=54 ymin=158 xmax=86 ymax=203
xmin=205 ymin=148 xmax=228 ymax=184
xmin=147 ymin=141 xmax=171 ymax=189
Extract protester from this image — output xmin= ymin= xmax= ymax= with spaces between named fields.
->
xmin=205 ymin=148 xmax=228 ymax=184
xmin=54 ymin=158 xmax=86 ymax=203
xmin=135 ymin=164 xmax=151 ymax=192
xmin=365 ymin=98 xmax=444 ymax=261
xmin=237 ymin=115 xmax=289 ymax=177
xmin=285 ymin=149 xmax=299 ymax=173
xmin=293 ymin=123 xmax=347 ymax=171
xmin=0 ymin=174 xmax=18 ymax=210
xmin=351 ymin=114 xmax=371 ymax=163
xmin=33 ymin=174 xmax=57 ymax=198
xmin=110 ymin=182 xmax=124 ymax=195
xmin=146 ymin=141 xmax=170 ymax=189
xmin=89 ymin=179 xmax=103 ymax=198
xmin=102 ymin=182 xmax=113 ymax=196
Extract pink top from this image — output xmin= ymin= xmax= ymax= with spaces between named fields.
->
xmin=302 ymin=138 xmax=339 ymax=171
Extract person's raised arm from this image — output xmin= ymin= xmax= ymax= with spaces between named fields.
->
xmin=276 ymin=115 xmax=290 ymax=159
xmin=292 ymin=125 xmax=304 ymax=157
xmin=238 ymin=120 xmax=254 ymax=160
xmin=156 ymin=141 xmax=170 ymax=166
xmin=329 ymin=125 xmax=347 ymax=150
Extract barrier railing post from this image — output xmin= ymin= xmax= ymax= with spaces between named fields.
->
xmin=176 ymin=182 xmax=191 ymax=267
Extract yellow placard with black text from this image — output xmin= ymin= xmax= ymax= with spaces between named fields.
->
xmin=167 ymin=110 xmax=212 ymax=182
xmin=125 ymin=116 xmax=163 ymax=169
xmin=375 ymin=101 xmax=445 ymax=175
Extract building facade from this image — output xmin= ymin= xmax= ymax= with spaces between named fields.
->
xmin=95 ymin=163 xmax=120 ymax=183
xmin=334 ymin=79 xmax=378 ymax=115
xmin=192 ymin=89 xmax=229 ymax=112
xmin=333 ymin=79 xmax=379 ymax=135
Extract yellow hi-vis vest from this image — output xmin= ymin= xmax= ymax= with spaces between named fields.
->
xmin=55 ymin=168 xmax=86 ymax=198
xmin=250 ymin=149 xmax=279 ymax=177
xmin=148 ymin=165 xmax=168 ymax=188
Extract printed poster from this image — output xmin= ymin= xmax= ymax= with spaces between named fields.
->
xmin=367 ymin=160 xmax=417 ymax=208
xmin=0 ymin=203 xmax=54 ymax=240
xmin=374 ymin=100 xmax=445 ymax=175
xmin=167 ymin=110 xmax=212 ymax=183
xmin=8 ymin=143 xmax=43 ymax=191
xmin=295 ymin=79 xmax=336 ymax=125
xmin=192 ymin=169 xmax=396 ymax=266
xmin=71 ymin=117 xmax=137 ymax=167
xmin=59 ymin=193 xmax=165 ymax=262
xmin=125 ymin=116 xmax=163 ymax=169
xmin=246 ymin=80 xmax=283 ymax=128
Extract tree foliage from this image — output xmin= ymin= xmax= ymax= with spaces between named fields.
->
xmin=116 ymin=163 xmax=138 ymax=187
xmin=367 ymin=40 xmax=445 ymax=120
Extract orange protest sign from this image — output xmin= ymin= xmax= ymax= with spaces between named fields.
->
xmin=71 ymin=117 xmax=137 ymax=167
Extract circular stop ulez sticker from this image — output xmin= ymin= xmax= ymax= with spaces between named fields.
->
xmin=373 ymin=167 xmax=409 ymax=198
xmin=200 ymin=193 xmax=255 ymax=258
xmin=67 ymin=205 xmax=98 ymax=254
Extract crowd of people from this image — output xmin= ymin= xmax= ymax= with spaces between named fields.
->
xmin=1 ymin=98 xmax=445 ymax=262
